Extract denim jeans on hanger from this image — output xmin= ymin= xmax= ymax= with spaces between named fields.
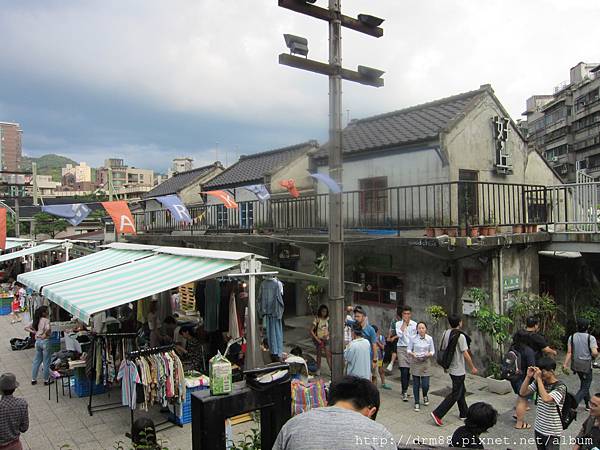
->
xmin=265 ymin=316 xmax=283 ymax=357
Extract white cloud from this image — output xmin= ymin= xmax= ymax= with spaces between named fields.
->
xmin=2 ymin=0 xmax=600 ymax=161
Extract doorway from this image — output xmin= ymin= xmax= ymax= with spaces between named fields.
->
xmin=458 ymin=170 xmax=479 ymax=226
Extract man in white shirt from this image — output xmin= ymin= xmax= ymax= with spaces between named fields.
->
xmin=395 ymin=305 xmax=417 ymax=401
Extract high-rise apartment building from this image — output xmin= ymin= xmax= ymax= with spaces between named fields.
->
xmin=62 ymin=162 xmax=92 ymax=183
xmin=168 ymin=157 xmax=193 ymax=177
xmin=0 ymin=122 xmax=23 ymax=171
xmin=523 ymin=62 xmax=600 ymax=182
xmin=96 ymin=158 xmax=154 ymax=188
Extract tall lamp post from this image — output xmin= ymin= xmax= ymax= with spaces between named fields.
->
xmin=278 ymin=0 xmax=384 ymax=381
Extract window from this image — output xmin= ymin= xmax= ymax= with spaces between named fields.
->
xmin=353 ymin=271 xmax=404 ymax=307
xmin=359 ymin=177 xmax=388 ymax=217
xmin=240 ymin=202 xmax=254 ymax=229
xmin=216 ymin=204 xmax=228 ymax=228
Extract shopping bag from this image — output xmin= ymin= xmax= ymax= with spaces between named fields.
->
xmin=290 ymin=378 xmax=327 ymax=416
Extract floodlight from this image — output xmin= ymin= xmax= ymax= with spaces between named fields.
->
xmin=284 ymin=34 xmax=309 ymax=57
xmin=358 ymin=14 xmax=384 ymax=27
xmin=357 ymin=65 xmax=385 ymax=80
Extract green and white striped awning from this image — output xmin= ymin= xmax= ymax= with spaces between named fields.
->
xmin=0 ymin=242 xmax=60 ymax=263
xmin=3 ymin=239 xmax=31 ymax=252
xmin=42 ymin=253 xmax=238 ymax=322
xmin=17 ymin=248 xmax=155 ymax=292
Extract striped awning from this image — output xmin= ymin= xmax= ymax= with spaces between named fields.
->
xmin=0 ymin=243 xmax=61 ymax=263
xmin=17 ymin=248 xmax=155 ymax=292
xmin=3 ymin=239 xmax=31 ymax=252
xmin=42 ymin=253 xmax=238 ymax=322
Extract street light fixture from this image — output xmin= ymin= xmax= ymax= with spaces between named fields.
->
xmin=358 ymin=14 xmax=384 ymax=27
xmin=357 ymin=65 xmax=385 ymax=80
xmin=284 ymin=34 xmax=309 ymax=57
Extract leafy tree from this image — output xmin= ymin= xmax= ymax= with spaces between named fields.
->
xmin=33 ymin=212 xmax=68 ymax=238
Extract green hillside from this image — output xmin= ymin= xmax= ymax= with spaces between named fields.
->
xmin=21 ymin=154 xmax=80 ymax=182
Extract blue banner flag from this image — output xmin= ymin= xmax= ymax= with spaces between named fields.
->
xmin=243 ymin=184 xmax=271 ymax=202
xmin=41 ymin=204 xmax=91 ymax=226
xmin=155 ymin=195 xmax=192 ymax=224
xmin=309 ymin=172 xmax=342 ymax=193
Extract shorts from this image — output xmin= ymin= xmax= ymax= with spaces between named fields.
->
xmin=511 ymin=376 xmax=533 ymax=399
xmin=383 ymin=341 xmax=396 ymax=364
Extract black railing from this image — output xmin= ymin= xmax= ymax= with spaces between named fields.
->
xmin=134 ymin=181 xmax=550 ymax=235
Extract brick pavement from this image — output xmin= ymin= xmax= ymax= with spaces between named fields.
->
xmin=1 ymin=313 xmax=598 ymax=449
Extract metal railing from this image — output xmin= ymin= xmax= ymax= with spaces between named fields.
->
xmin=134 ymin=180 xmax=565 ymax=235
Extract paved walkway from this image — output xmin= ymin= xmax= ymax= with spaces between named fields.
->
xmin=1 ymin=313 xmax=597 ymax=449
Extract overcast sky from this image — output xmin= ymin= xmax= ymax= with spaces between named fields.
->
xmin=0 ymin=0 xmax=598 ymax=172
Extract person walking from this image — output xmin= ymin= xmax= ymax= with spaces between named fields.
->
xmin=564 ymin=318 xmax=599 ymax=411
xmin=574 ymin=392 xmax=600 ymax=450
xmin=395 ymin=305 xmax=417 ymax=401
xmin=408 ymin=321 xmax=435 ymax=412
xmin=519 ymin=358 xmax=566 ymax=450
xmin=431 ymin=314 xmax=478 ymax=427
xmin=353 ymin=306 xmax=378 ymax=382
xmin=344 ymin=324 xmax=372 ymax=381
xmin=0 ymin=373 xmax=29 ymax=450
xmin=310 ymin=304 xmax=333 ymax=374
xmin=384 ymin=310 xmax=400 ymax=372
xmin=373 ymin=325 xmax=391 ymax=389
xmin=26 ymin=306 xmax=53 ymax=386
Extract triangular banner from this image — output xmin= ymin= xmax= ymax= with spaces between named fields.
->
xmin=41 ymin=204 xmax=91 ymax=226
xmin=155 ymin=195 xmax=192 ymax=224
xmin=101 ymin=201 xmax=137 ymax=234
xmin=204 ymin=191 xmax=238 ymax=209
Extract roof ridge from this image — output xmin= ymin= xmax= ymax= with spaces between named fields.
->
xmin=348 ymin=86 xmax=489 ymax=126
xmin=239 ymin=140 xmax=318 ymax=160
xmin=173 ymin=162 xmax=221 ymax=176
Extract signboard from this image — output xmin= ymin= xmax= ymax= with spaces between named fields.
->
xmin=492 ymin=116 xmax=512 ymax=174
xmin=503 ymin=275 xmax=521 ymax=292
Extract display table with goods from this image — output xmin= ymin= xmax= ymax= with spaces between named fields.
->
xmin=0 ymin=291 xmax=13 ymax=315
xmin=170 ymin=371 xmax=210 ymax=425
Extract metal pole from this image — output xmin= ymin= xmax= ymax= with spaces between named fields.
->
xmin=328 ymin=0 xmax=345 ymax=382
xmin=246 ymin=256 xmax=261 ymax=370
xmin=14 ymin=197 xmax=20 ymax=238
xmin=32 ymin=162 xmax=39 ymax=206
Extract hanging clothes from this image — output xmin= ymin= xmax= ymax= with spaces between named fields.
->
xmin=204 ymin=280 xmax=220 ymax=332
xmin=229 ymin=292 xmax=240 ymax=340
xmin=117 ymin=359 xmax=141 ymax=409
xmin=258 ymin=278 xmax=285 ymax=357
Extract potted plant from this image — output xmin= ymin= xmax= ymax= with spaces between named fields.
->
xmin=425 ymin=305 xmax=448 ymax=325
xmin=512 ymin=224 xmax=523 ymax=234
xmin=425 ymin=221 xmax=435 ymax=237
xmin=469 ymin=226 xmax=479 ymax=237
xmin=447 ymin=227 xmax=458 ymax=237
xmin=470 ymin=288 xmax=514 ymax=395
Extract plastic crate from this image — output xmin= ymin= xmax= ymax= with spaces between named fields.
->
xmin=70 ymin=377 xmax=106 ymax=397
xmin=0 ymin=305 xmax=11 ymax=316
xmin=0 ymin=296 xmax=12 ymax=308
xmin=172 ymin=386 xmax=208 ymax=424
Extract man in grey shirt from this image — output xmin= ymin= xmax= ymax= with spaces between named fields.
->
xmin=564 ymin=318 xmax=599 ymax=410
xmin=274 ymin=376 xmax=396 ymax=450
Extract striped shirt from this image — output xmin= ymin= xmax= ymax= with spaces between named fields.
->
xmin=528 ymin=381 xmax=565 ymax=436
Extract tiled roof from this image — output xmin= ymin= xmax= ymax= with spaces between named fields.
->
xmin=143 ymin=163 xmax=221 ymax=199
xmin=315 ymin=86 xmax=488 ymax=159
xmin=203 ymin=141 xmax=318 ymax=189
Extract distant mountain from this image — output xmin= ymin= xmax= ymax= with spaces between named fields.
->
xmin=21 ymin=154 xmax=80 ymax=182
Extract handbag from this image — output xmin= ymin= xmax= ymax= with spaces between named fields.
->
xmin=291 ymin=378 xmax=327 ymax=416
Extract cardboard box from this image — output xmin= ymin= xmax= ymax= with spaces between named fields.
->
xmin=209 ymin=351 xmax=232 ymax=395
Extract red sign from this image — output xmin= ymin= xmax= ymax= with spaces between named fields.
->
xmin=0 ymin=209 xmax=6 ymax=250
xmin=101 ymin=201 xmax=137 ymax=235
xmin=279 ymin=179 xmax=300 ymax=198
xmin=205 ymin=191 xmax=238 ymax=209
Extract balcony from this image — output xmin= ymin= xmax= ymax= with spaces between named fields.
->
xmin=134 ymin=181 xmax=552 ymax=236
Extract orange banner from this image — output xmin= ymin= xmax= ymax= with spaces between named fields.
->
xmin=0 ymin=209 xmax=6 ymax=250
xmin=205 ymin=191 xmax=238 ymax=209
xmin=101 ymin=201 xmax=137 ymax=234
xmin=280 ymin=179 xmax=300 ymax=198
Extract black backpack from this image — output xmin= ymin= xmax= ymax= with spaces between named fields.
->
xmin=554 ymin=382 xmax=578 ymax=430
xmin=436 ymin=330 xmax=460 ymax=370
xmin=500 ymin=346 xmax=522 ymax=380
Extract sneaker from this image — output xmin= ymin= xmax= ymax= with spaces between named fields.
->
xmin=31 ymin=380 xmax=37 ymax=386
xmin=431 ymin=412 xmax=443 ymax=427
xmin=414 ymin=404 xmax=420 ymax=412
xmin=459 ymin=416 xmax=466 ymax=421
xmin=423 ymin=396 xmax=430 ymax=406
xmin=43 ymin=379 xmax=54 ymax=386
xmin=381 ymin=384 xmax=392 ymax=390
xmin=386 ymin=362 xmax=393 ymax=372
xmin=402 ymin=392 xmax=408 ymax=402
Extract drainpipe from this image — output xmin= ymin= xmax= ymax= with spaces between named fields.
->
xmin=498 ymin=248 xmax=504 ymax=317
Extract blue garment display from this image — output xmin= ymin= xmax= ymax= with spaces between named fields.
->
xmin=266 ymin=316 xmax=283 ymax=357
xmin=259 ymin=278 xmax=285 ymax=356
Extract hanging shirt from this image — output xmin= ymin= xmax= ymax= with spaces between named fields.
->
xmin=258 ymin=279 xmax=284 ymax=319
xmin=117 ymin=360 xmax=140 ymax=410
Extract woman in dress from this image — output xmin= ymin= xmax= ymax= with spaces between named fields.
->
xmin=407 ymin=321 xmax=435 ymax=412
xmin=310 ymin=304 xmax=332 ymax=373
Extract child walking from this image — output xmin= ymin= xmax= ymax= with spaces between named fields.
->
xmin=310 ymin=304 xmax=333 ymax=373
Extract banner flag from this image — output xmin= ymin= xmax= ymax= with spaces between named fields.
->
xmin=101 ymin=201 xmax=137 ymax=234
xmin=204 ymin=191 xmax=238 ymax=209
xmin=309 ymin=173 xmax=342 ymax=194
xmin=155 ymin=195 xmax=192 ymax=224
xmin=41 ymin=203 xmax=91 ymax=226
xmin=279 ymin=179 xmax=300 ymax=198
xmin=243 ymin=184 xmax=271 ymax=203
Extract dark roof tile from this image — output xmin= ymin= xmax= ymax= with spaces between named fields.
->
xmin=143 ymin=163 xmax=221 ymax=199
xmin=203 ymin=141 xmax=318 ymax=189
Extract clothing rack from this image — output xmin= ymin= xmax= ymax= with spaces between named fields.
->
xmin=125 ymin=344 xmax=182 ymax=438
xmin=87 ymin=332 xmax=138 ymax=416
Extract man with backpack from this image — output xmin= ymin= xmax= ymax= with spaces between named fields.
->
xmin=563 ymin=318 xmax=599 ymax=411
xmin=431 ymin=314 xmax=478 ymax=427
xmin=511 ymin=316 xmax=557 ymax=430
xmin=519 ymin=357 xmax=577 ymax=450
